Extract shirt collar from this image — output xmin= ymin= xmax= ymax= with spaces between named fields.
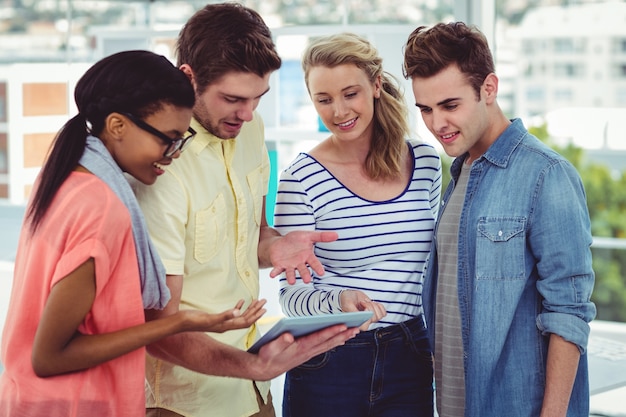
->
xmin=451 ymin=118 xmax=527 ymax=176
xmin=187 ymin=117 xmax=234 ymax=155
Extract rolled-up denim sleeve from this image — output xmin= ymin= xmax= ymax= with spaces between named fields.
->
xmin=532 ymin=159 xmax=596 ymax=353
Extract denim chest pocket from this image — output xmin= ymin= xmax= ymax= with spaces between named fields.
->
xmin=476 ymin=217 xmax=526 ymax=280
xmin=194 ymin=193 xmax=227 ymax=264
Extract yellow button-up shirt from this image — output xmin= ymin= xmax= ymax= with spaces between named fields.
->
xmin=135 ymin=114 xmax=271 ymax=417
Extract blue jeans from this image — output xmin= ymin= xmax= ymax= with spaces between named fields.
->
xmin=282 ymin=316 xmax=434 ymax=417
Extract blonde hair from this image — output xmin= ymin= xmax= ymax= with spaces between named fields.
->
xmin=302 ymin=32 xmax=409 ymax=180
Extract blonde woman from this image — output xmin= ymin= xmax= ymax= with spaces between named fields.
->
xmin=273 ymin=33 xmax=441 ymax=417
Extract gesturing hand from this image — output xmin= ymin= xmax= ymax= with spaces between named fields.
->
xmin=268 ymin=230 xmax=338 ymax=284
xmin=182 ymin=299 xmax=267 ymax=334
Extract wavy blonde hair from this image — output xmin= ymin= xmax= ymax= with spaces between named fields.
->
xmin=302 ymin=32 xmax=409 ymax=180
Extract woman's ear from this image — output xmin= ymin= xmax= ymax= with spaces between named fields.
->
xmin=374 ymin=74 xmax=382 ymax=99
xmin=103 ymin=113 xmax=126 ymax=141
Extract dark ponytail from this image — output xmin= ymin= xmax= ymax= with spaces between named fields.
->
xmin=27 ymin=50 xmax=195 ymax=232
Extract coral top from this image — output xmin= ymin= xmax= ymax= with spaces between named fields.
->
xmin=0 ymin=172 xmax=146 ymax=417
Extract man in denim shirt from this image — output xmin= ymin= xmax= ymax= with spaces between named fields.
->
xmin=403 ymin=22 xmax=596 ymax=417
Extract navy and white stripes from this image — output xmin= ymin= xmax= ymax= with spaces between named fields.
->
xmin=274 ymin=140 xmax=442 ymax=328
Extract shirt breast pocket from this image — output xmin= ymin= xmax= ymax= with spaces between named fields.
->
xmin=194 ymin=193 xmax=227 ymax=264
xmin=476 ymin=217 xmax=526 ymax=280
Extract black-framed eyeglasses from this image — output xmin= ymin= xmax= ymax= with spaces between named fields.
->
xmin=121 ymin=112 xmax=196 ymax=158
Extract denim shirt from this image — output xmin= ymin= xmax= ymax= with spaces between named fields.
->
xmin=423 ymin=119 xmax=596 ymax=416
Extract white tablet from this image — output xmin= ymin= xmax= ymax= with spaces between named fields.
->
xmin=247 ymin=311 xmax=373 ymax=354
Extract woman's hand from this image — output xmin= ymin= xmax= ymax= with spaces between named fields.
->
xmin=179 ymin=299 xmax=267 ymax=334
xmin=339 ymin=290 xmax=386 ymax=331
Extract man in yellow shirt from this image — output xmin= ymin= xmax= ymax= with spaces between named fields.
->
xmin=134 ymin=3 xmax=356 ymax=417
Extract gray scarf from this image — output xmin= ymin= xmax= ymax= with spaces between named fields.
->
xmin=79 ymin=135 xmax=171 ymax=309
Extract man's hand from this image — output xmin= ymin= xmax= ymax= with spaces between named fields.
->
xmin=251 ymin=324 xmax=359 ymax=381
xmin=340 ymin=290 xmax=387 ymax=330
xmin=178 ymin=299 xmax=267 ymax=334
xmin=267 ymin=230 xmax=338 ymax=284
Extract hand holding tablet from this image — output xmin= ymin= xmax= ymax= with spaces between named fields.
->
xmin=248 ymin=311 xmax=373 ymax=353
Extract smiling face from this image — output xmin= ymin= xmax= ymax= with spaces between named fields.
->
xmin=411 ymin=64 xmax=498 ymax=163
xmin=307 ymin=63 xmax=381 ymax=145
xmin=109 ymin=103 xmax=193 ymax=185
xmin=187 ymin=69 xmax=271 ymax=140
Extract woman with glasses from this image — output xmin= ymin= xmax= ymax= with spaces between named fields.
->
xmin=0 ymin=50 xmax=265 ymax=417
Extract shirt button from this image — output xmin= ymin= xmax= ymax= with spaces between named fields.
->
xmin=498 ymin=230 xmax=503 ymax=236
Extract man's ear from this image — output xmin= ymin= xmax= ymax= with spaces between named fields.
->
xmin=482 ymin=73 xmax=499 ymax=104
xmin=179 ymin=64 xmax=197 ymax=90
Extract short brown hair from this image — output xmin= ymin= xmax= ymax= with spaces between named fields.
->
xmin=176 ymin=2 xmax=282 ymax=93
xmin=403 ymin=22 xmax=494 ymax=98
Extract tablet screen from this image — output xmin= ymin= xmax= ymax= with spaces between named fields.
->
xmin=247 ymin=311 xmax=373 ymax=353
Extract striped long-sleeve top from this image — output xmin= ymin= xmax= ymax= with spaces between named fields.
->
xmin=273 ymin=140 xmax=442 ymax=328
